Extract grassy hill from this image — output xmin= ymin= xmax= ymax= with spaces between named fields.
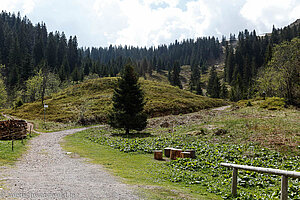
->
xmin=6 ymin=77 xmax=227 ymax=124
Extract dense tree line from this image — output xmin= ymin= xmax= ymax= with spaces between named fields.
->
xmin=0 ymin=11 xmax=80 ymax=104
xmin=1 ymin=11 xmax=298 ymax=107
xmin=224 ymin=23 xmax=300 ymax=102
xmin=83 ymin=36 xmax=221 ymax=79
xmin=0 ymin=11 xmax=222 ymax=106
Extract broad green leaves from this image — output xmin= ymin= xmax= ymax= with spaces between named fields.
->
xmin=87 ymin=128 xmax=300 ymax=199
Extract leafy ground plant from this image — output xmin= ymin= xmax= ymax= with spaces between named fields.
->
xmin=84 ymin=127 xmax=300 ymax=199
xmin=63 ymin=105 xmax=299 ymax=199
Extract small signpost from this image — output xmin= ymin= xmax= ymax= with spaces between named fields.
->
xmin=44 ymin=104 xmax=48 ymax=124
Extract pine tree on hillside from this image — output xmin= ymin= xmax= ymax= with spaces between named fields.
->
xmin=170 ymin=61 xmax=182 ymax=89
xmin=207 ymin=66 xmax=221 ymax=98
xmin=108 ymin=62 xmax=147 ymax=134
xmin=190 ymin=62 xmax=200 ymax=91
xmin=220 ymin=82 xmax=228 ymax=99
xmin=196 ymin=80 xmax=203 ymax=95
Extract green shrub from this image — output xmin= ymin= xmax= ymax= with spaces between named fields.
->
xmin=260 ymin=97 xmax=286 ymax=110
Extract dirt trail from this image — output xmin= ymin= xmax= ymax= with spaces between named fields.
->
xmin=0 ymin=127 xmax=140 ymax=200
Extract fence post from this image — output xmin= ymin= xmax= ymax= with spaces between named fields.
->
xmin=232 ymin=168 xmax=238 ymax=197
xmin=281 ymin=175 xmax=288 ymax=200
xmin=11 ymin=136 xmax=14 ymax=152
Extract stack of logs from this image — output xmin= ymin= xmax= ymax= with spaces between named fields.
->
xmin=0 ymin=120 xmax=28 ymax=140
xmin=154 ymin=147 xmax=196 ymax=160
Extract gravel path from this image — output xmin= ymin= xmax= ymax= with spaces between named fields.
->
xmin=0 ymin=127 xmax=140 ymax=200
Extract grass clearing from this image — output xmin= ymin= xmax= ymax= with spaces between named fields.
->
xmin=6 ymin=77 xmax=226 ymax=124
xmin=62 ymin=105 xmax=300 ymax=199
xmin=61 ymin=130 xmax=221 ymax=200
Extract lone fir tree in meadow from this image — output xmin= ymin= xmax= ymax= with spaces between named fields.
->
xmin=109 ymin=62 xmax=147 ymax=134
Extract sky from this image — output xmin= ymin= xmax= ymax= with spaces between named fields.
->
xmin=0 ymin=0 xmax=299 ymax=48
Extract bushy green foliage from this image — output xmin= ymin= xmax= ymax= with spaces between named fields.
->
xmin=85 ymin=128 xmax=300 ymax=199
xmin=26 ymin=69 xmax=60 ymax=103
xmin=260 ymin=97 xmax=286 ymax=110
xmin=256 ymin=38 xmax=300 ymax=106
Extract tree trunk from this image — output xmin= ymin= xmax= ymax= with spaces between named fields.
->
xmin=125 ymin=128 xmax=129 ymax=135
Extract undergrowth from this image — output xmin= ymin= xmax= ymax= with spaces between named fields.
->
xmin=85 ymin=127 xmax=300 ymax=199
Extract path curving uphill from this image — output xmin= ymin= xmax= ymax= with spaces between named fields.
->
xmin=0 ymin=127 xmax=140 ymax=200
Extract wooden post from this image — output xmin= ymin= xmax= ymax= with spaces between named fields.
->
xmin=11 ymin=137 xmax=14 ymax=152
xmin=154 ymin=150 xmax=163 ymax=160
xmin=221 ymin=163 xmax=300 ymax=199
xmin=232 ymin=168 xmax=238 ymax=197
xmin=164 ymin=147 xmax=173 ymax=157
xmin=281 ymin=175 xmax=288 ymax=200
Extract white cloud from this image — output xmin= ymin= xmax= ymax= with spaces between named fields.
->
xmin=0 ymin=0 xmax=299 ymax=47
xmin=98 ymin=0 xmax=212 ymax=46
xmin=0 ymin=0 xmax=37 ymax=15
xmin=22 ymin=0 xmax=37 ymax=14
xmin=240 ymin=0 xmax=300 ymax=32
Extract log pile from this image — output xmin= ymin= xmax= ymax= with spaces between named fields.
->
xmin=0 ymin=120 xmax=27 ymax=140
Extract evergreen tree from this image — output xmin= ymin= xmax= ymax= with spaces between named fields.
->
xmin=170 ymin=61 xmax=182 ymax=89
xmin=207 ymin=66 xmax=221 ymax=98
xmin=108 ymin=62 xmax=147 ymax=134
xmin=190 ymin=62 xmax=200 ymax=91
xmin=0 ymin=68 xmax=7 ymax=108
xmin=195 ymin=80 xmax=203 ymax=95
xmin=220 ymin=82 xmax=228 ymax=99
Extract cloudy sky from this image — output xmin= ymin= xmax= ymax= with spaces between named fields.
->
xmin=0 ymin=0 xmax=299 ymax=47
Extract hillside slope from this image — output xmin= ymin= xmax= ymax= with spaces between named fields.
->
xmin=7 ymin=78 xmax=227 ymax=124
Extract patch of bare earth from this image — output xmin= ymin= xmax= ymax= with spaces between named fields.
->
xmin=147 ymin=105 xmax=231 ymax=130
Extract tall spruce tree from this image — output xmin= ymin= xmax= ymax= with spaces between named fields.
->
xmin=108 ymin=62 xmax=147 ymax=134
xmin=170 ymin=61 xmax=182 ymax=89
xmin=207 ymin=66 xmax=221 ymax=98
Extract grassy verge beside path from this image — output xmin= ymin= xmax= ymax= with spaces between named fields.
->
xmin=61 ymin=130 xmax=221 ymax=200
xmin=0 ymin=139 xmax=30 ymax=166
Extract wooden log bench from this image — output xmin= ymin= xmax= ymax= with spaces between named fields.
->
xmin=220 ymin=162 xmax=300 ymax=200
